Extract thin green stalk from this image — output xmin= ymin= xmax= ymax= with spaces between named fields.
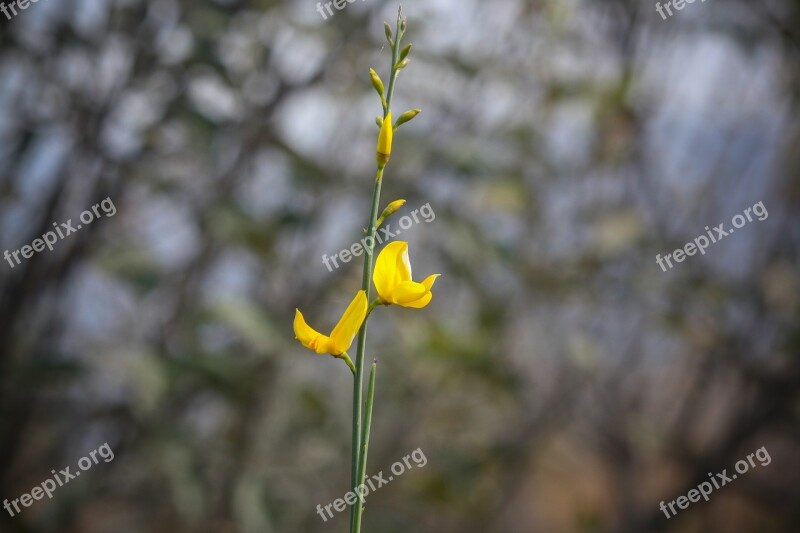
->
xmin=350 ymin=169 xmax=383 ymax=482
xmin=350 ymin=9 xmax=405 ymax=533
xmin=349 ymin=165 xmax=383 ymax=515
xmin=383 ymin=19 xmax=403 ymax=114
xmin=341 ymin=352 xmax=356 ymax=375
xmin=352 ymin=361 xmax=377 ymax=533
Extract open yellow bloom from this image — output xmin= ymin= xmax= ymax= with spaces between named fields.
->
xmin=294 ymin=291 xmax=367 ymax=357
xmin=373 ymin=241 xmax=439 ymax=308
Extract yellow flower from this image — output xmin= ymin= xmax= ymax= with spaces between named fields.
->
xmin=373 ymin=241 xmax=439 ymax=308
xmin=376 ymin=111 xmax=393 ymax=167
xmin=294 ymin=291 xmax=367 ymax=358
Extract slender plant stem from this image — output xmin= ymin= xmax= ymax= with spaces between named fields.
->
xmin=349 ymin=9 xmax=405 ymax=533
xmin=341 ymin=352 xmax=356 ymax=375
xmin=352 ymin=361 xmax=377 ymax=533
xmin=349 ymin=165 xmax=383 ymax=532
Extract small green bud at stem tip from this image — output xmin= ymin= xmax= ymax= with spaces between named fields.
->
xmin=384 ymin=22 xmax=393 ymax=45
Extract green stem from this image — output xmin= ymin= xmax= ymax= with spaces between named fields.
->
xmin=349 ymin=165 xmax=383 ymax=533
xmin=352 ymin=361 xmax=377 ymax=533
xmin=341 ymin=352 xmax=356 ymax=375
xmin=350 ymin=9 xmax=405 ymax=533
xmin=367 ymin=299 xmax=381 ymax=317
xmin=383 ymin=7 xmax=404 ymax=116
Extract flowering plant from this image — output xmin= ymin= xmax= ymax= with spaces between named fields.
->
xmin=292 ymin=7 xmax=438 ymax=532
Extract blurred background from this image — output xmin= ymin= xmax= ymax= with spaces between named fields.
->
xmin=1 ymin=0 xmax=799 ymax=531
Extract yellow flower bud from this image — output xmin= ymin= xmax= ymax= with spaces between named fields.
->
xmin=376 ymin=111 xmax=393 ymax=167
xmin=376 ymin=199 xmax=406 ymax=227
xmin=382 ymin=199 xmax=405 ymax=216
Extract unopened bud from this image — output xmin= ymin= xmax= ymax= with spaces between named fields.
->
xmin=376 ymin=199 xmax=406 ymax=227
xmin=394 ymin=109 xmax=420 ymax=129
xmin=369 ymin=68 xmax=384 ymax=96
xmin=376 ymin=115 xmax=383 ymax=128
xmin=382 ymin=199 xmax=405 ymax=218
xmin=394 ymin=58 xmax=410 ymax=71
xmin=384 ymin=22 xmax=393 ymax=45
xmin=399 ymin=43 xmax=412 ymax=62
xmin=376 ymin=111 xmax=393 ymax=167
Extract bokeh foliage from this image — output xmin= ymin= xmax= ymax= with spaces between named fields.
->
xmin=1 ymin=0 xmax=799 ymax=531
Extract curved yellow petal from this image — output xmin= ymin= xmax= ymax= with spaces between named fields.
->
xmin=398 ymin=244 xmax=412 ymax=281
xmin=294 ymin=309 xmax=322 ymax=348
xmin=329 ymin=291 xmax=368 ymax=355
xmin=399 ymin=275 xmax=439 ymax=308
xmin=374 ymin=241 xmax=411 ymax=301
xmin=421 ymin=273 xmax=440 ymax=291
xmin=402 ymin=291 xmax=433 ymax=309
xmin=390 ymin=281 xmax=428 ymax=304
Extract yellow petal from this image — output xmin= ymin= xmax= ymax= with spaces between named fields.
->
xmin=421 ymin=273 xmax=440 ymax=291
xmin=402 ymin=291 xmax=433 ymax=309
xmin=329 ymin=291 xmax=368 ymax=355
xmin=396 ymin=242 xmax=413 ymax=281
xmin=294 ymin=309 xmax=323 ymax=350
xmin=390 ymin=281 xmax=428 ymax=304
xmin=312 ymin=336 xmax=335 ymax=355
xmin=294 ymin=309 xmax=331 ymax=354
xmin=400 ymin=275 xmax=439 ymax=308
xmin=373 ymin=241 xmax=411 ymax=301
